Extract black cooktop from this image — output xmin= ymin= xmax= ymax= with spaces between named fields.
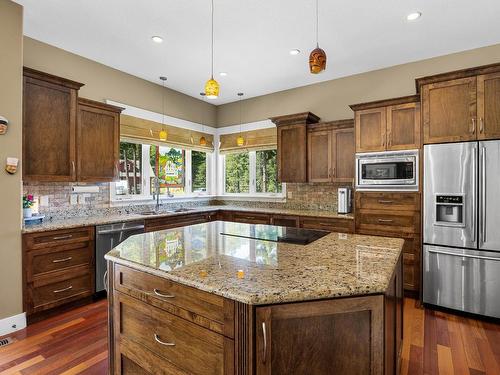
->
xmin=220 ymin=223 xmax=329 ymax=245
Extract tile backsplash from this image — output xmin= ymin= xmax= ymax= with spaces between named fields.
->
xmin=23 ymin=181 xmax=352 ymax=220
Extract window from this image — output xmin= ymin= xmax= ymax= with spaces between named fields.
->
xmin=113 ymin=141 xmax=211 ymax=200
xmin=223 ymin=149 xmax=284 ymax=196
xmin=225 ymin=152 xmax=250 ymax=193
xmin=192 ymin=151 xmax=207 ymax=192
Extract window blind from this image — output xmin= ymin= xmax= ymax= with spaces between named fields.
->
xmin=219 ymin=127 xmax=277 ymax=154
xmin=120 ymin=114 xmax=214 ymax=152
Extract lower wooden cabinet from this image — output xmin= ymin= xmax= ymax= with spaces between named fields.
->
xmin=145 ymin=212 xmax=217 ymax=232
xmin=230 ymin=211 xmax=271 ymax=225
xmin=355 ymin=191 xmax=421 ymax=294
xmin=269 ymin=214 xmax=300 ymax=228
xmin=22 ymin=227 xmax=95 ymax=318
xmin=300 ymin=216 xmax=354 ymax=233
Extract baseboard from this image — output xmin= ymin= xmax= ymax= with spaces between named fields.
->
xmin=0 ymin=312 xmax=26 ymax=336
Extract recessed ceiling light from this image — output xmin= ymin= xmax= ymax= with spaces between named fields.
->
xmin=219 ymin=72 xmax=228 ymax=77
xmin=151 ymin=36 xmax=163 ymax=43
xmin=289 ymin=49 xmax=301 ymax=56
xmin=406 ymin=12 xmax=422 ymax=21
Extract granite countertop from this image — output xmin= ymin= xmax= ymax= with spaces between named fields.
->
xmin=22 ymin=205 xmax=354 ymax=234
xmin=105 ymin=221 xmax=403 ymax=305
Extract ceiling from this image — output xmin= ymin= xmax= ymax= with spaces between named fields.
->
xmin=16 ymin=0 xmax=500 ymax=105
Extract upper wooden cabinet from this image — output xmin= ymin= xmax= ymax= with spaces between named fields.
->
xmin=77 ymin=98 xmax=122 ymax=182
xmin=23 ymin=68 xmax=83 ymax=182
xmin=23 ymin=68 xmax=123 ymax=182
xmin=307 ymin=119 xmax=354 ymax=183
xmin=416 ymin=63 xmax=500 ymax=143
xmin=270 ymin=112 xmax=320 ymax=183
xmin=350 ymin=95 xmax=421 ymax=153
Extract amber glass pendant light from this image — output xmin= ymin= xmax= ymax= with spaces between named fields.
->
xmin=199 ymin=92 xmax=207 ymax=146
xmin=309 ymin=0 xmax=326 ymax=74
xmin=236 ymin=93 xmax=245 ymax=146
xmin=205 ymin=0 xmax=220 ymax=99
xmin=159 ymin=76 xmax=168 ymax=141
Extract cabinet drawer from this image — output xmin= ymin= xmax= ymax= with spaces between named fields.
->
xmin=145 ymin=212 xmax=216 ymax=232
xmin=270 ymin=215 xmax=300 ymax=228
xmin=356 ymin=192 xmax=420 ymax=212
xmin=115 ymin=292 xmax=231 ymax=375
xmin=356 ymin=209 xmax=420 ymax=235
xmin=300 ymin=216 xmax=354 ymax=233
xmin=24 ymin=226 xmax=94 ymax=250
xmin=230 ymin=211 xmax=270 ymax=224
xmin=32 ymin=271 xmax=92 ymax=312
xmin=114 ymin=264 xmax=234 ymax=337
xmin=28 ymin=242 xmax=93 ymax=280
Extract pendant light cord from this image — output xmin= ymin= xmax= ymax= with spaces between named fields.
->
xmin=162 ymin=79 xmax=165 ymax=128
xmin=316 ymin=0 xmax=319 ymax=47
xmin=211 ymin=0 xmax=214 ymax=78
xmin=239 ymin=93 xmax=243 ymax=135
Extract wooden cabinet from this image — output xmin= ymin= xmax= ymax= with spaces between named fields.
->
xmin=351 ymin=95 xmax=421 ymax=153
xmin=307 ymin=119 xmax=355 ymax=183
xmin=270 ymin=214 xmax=299 ymax=228
xmin=477 ymin=72 xmax=500 ymax=139
xmin=23 ymin=68 xmax=123 ymax=182
xmin=109 ymin=263 xmax=235 ymax=375
xmin=300 ymin=216 xmax=354 ymax=233
xmin=255 ymin=291 xmax=401 ymax=375
xmin=271 ymin=112 xmax=320 ymax=183
xmin=145 ymin=211 xmax=217 ymax=232
xmin=230 ymin=211 xmax=271 ymax=225
xmin=22 ymin=227 xmax=95 ymax=318
xmin=355 ymin=192 xmax=421 ymax=293
xmin=23 ymin=68 xmax=83 ymax=182
xmin=77 ymin=98 xmax=122 ymax=182
xmin=417 ymin=63 xmax=500 ymax=143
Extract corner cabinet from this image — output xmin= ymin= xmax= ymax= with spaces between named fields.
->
xmin=23 ymin=67 xmax=84 ymax=182
xmin=77 ymin=98 xmax=123 ymax=182
xmin=350 ymin=95 xmax=421 ymax=153
xmin=270 ymin=112 xmax=320 ymax=183
xmin=23 ymin=67 xmax=124 ymax=182
xmin=416 ymin=63 xmax=500 ymax=144
xmin=307 ymin=119 xmax=354 ymax=183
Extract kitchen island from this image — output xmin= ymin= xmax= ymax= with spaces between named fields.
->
xmin=105 ymin=221 xmax=404 ymax=375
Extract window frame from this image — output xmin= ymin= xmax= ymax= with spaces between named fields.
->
xmin=110 ymin=141 xmax=214 ymax=203
xmin=221 ymin=148 xmax=286 ymax=199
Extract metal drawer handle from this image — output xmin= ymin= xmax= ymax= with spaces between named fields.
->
xmin=378 ymin=219 xmax=394 ymax=223
xmin=262 ymin=322 xmax=267 ymax=364
xmin=428 ymin=249 xmax=500 ymax=262
xmin=97 ymin=225 xmax=145 ymax=235
xmin=154 ymin=334 xmax=175 ymax=346
xmin=53 ymin=285 xmax=73 ymax=293
xmin=52 ymin=234 xmax=73 ymax=240
xmin=153 ymin=288 xmax=175 ymax=298
xmin=52 ymin=257 xmax=72 ymax=263
xmin=378 ymin=200 xmax=393 ymax=204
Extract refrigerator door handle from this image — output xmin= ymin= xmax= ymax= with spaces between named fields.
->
xmin=471 ymin=145 xmax=477 ymax=244
xmin=481 ymin=146 xmax=487 ymax=243
xmin=427 ymin=248 xmax=500 ymax=262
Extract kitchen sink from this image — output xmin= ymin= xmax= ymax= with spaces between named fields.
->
xmin=139 ymin=210 xmax=162 ymax=216
xmin=172 ymin=208 xmax=194 ymax=213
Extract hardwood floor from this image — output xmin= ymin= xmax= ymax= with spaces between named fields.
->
xmin=0 ymin=298 xmax=499 ymax=374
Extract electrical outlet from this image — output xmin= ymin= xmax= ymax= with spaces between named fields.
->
xmin=70 ymin=194 xmax=78 ymax=205
xmin=39 ymin=195 xmax=49 ymax=206
xmin=77 ymin=194 xmax=87 ymax=204
xmin=287 ymin=191 xmax=293 ymax=199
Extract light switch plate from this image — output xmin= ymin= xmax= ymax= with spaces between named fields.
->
xmin=70 ymin=194 xmax=78 ymax=205
xmin=287 ymin=191 xmax=293 ymax=199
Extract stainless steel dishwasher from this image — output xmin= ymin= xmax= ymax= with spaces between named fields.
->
xmin=95 ymin=220 xmax=145 ymax=292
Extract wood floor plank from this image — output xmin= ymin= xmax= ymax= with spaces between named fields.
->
xmin=0 ymin=355 xmax=44 ymax=375
xmin=436 ymin=345 xmax=454 ymax=375
xmin=59 ymin=350 xmax=107 ymax=375
xmin=447 ymin=331 xmax=470 ymax=375
xmin=458 ymin=315 xmax=486 ymax=372
xmin=476 ymin=338 xmax=500 ymax=375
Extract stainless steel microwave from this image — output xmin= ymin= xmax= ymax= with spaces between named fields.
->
xmin=355 ymin=150 xmax=419 ymax=191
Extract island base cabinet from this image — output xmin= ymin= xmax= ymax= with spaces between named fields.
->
xmin=255 ymin=296 xmax=383 ymax=375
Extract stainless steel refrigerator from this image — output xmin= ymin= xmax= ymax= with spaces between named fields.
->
xmin=423 ymin=141 xmax=500 ymax=318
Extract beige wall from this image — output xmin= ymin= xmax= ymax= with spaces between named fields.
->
xmin=217 ymin=43 xmax=500 ymax=127
xmin=23 ymin=37 xmax=218 ymax=127
xmin=0 ymin=0 xmax=23 ymax=319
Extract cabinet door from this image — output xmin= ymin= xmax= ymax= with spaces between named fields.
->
xmin=422 ymin=77 xmax=477 ymax=144
xmin=307 ymin=130 xmax=332 ymax=182
xmin=355 ymin=107 xmax=386 ymax=152
xmin=477 ymin=72 xmax=500 ymax=140
xmin=332 ymin=128 xmax=355 ymax=182
xmin=23 ymin=76 xmax=77 ymax=181
xmin=77 ymin=102 xmax=120 ymax=182
xmin=386 ymin=102 xmax=421 ymax=150
xmin=277 ymin=124 xmax=307 ymax=182
xmin=255 ymin=297 xmax=384 ymax=375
